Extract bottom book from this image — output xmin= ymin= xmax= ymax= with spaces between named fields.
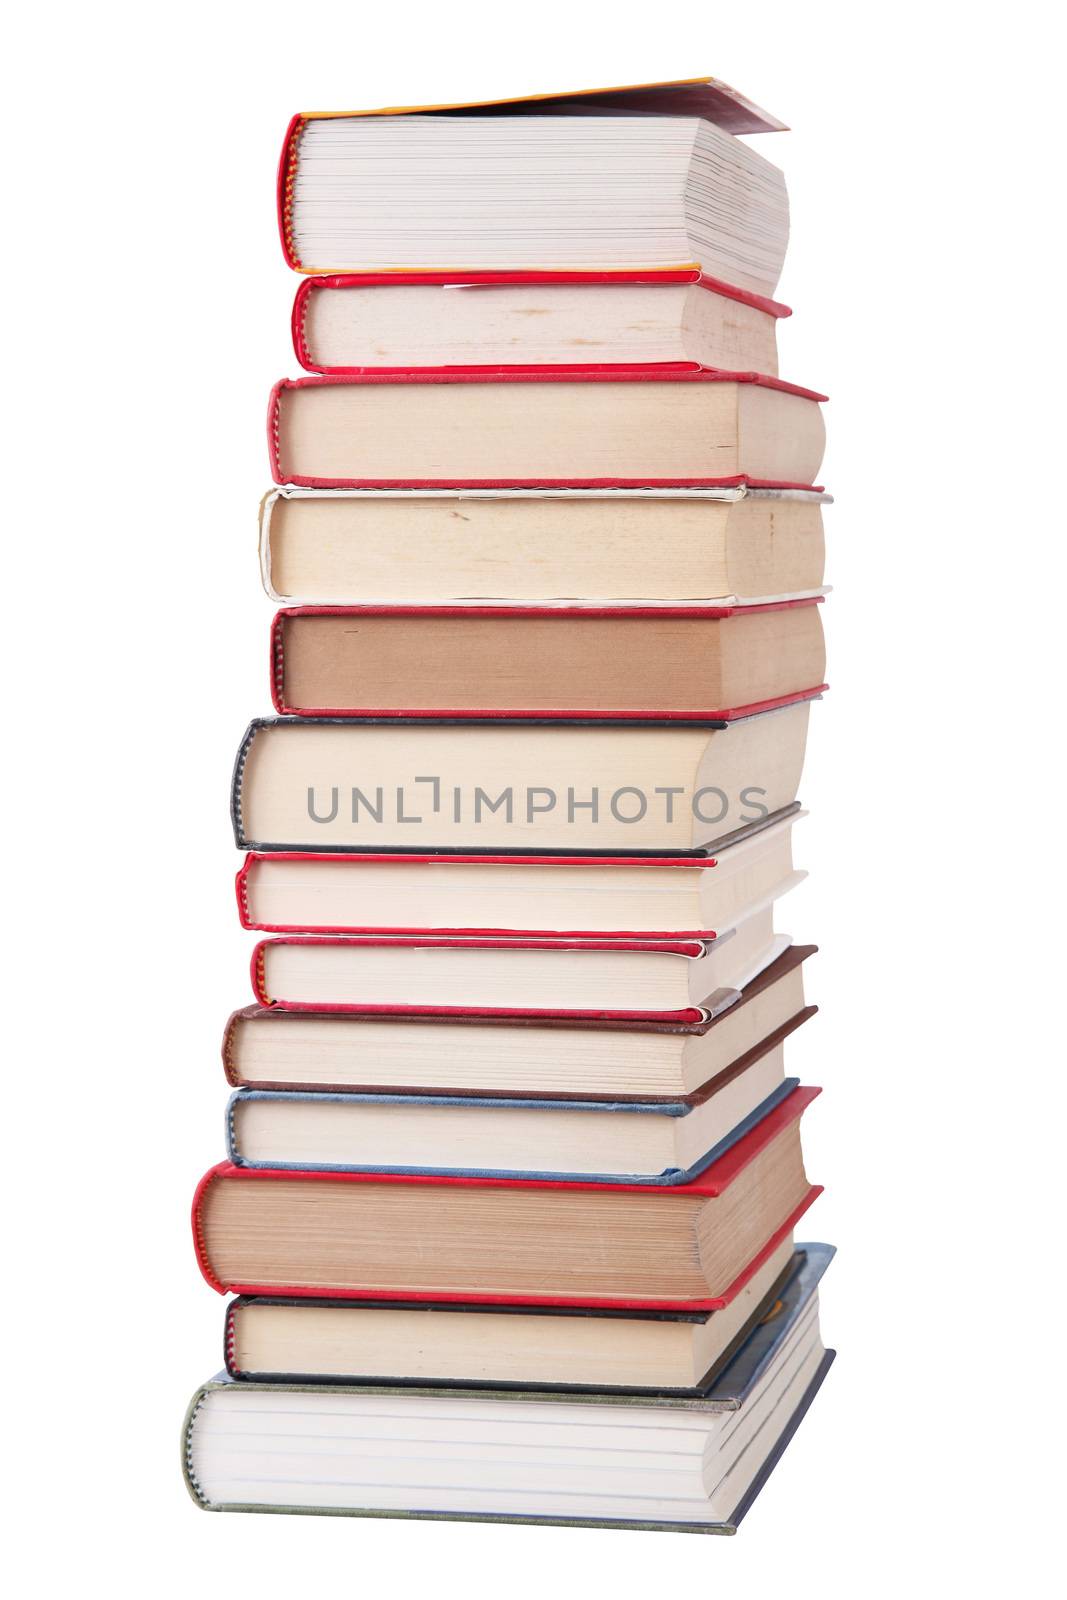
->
xmin=182 ymin=1245 xmax=834 ymax=1533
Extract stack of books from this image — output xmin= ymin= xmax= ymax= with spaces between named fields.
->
xmin=184 ymin=75 xmax=835 ymax=1536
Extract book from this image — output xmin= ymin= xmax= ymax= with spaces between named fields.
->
xmin=186 ymin=1249 xmax=833 ymax=1531
xmin=236 ymin=807 xmax=804 ymax=938
xmin=223 ymin=943 xmax=816 ymax=1100
xmin=231 ymin=701 xmax=817 ymax=856
xmin=225 ymin=1025 xmax=803 ymax=1184
xmin=223 ymin=1076 xmax=804 ymax=1187
xmin=269 ymin=600 xmax=827 ymax=719
xmin=292 ymin=270 xmax=788 ymax=375
xmin=259 ymin=485 xmax=830 ymax=607
xmin=192 ymin=1084 xmax=821 ymax=1308
xmin=223 ymin=1069 xmax=808 ymax=1189
xmin=269 ymin=371 xmax=827 ymax=488
xmin=223 ymin=1238 xmax=833 ymax=1395
xmin=279 ymin=82 xmax=788 ymax=288
xmin=250 ymin=902 xmax=794 ymax=1020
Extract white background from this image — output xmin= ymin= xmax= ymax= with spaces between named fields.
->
xmin=5 ymin=1 xmax=1064 ymax=1592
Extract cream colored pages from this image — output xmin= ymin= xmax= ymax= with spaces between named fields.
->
xmin=300 ymin=279 xmax=779 ymax=373
xmin=228 ymin=1234 xmax=795 ymax=1389
xmin=256 ymin=902 xmax=790 ymax=1011
xmin=236 ymin=707 xmax=811 ymax=851
xmin=258 ymin=488 xmax=827 ymax=606
xmin=275 ymin=379 xmax=824 ymax=483
xmin=240 ymin=809 xmax=803 ymax=933
xmin=258 ymin=941 xmax=700 ymax=1012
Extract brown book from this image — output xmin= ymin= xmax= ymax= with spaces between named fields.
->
xmin=271 ymin=601 xmax=826 ymax=717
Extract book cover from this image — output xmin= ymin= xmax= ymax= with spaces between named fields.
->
xmin=224 ymin=1074 xmax=802 ymax=1185
xmin=292 ymin=268 xmax=792 ymax=375
xmin=267 ymin=600 xmax=827 ymax=720
xmin=268 ymin=369 xmax=828 ymax=490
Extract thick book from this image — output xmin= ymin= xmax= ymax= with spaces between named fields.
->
xmin=236 ymin=806 xmax=803 ymax=938
xmin=192 ymin=1084 xmax=821 ymax=1310
xmin=224 ymin=942 xmax=817 ymax=1100
xmin=224 ymin=1007 xmax=810 ymax=1183
xmin=268 ymin=370 xmax=827 ymax=489
xmin=269 ymin=600 xmax=827 ymax=719
xmin=249 ymin=900 xmax=794 ymax=1021
xmin=231 ymin=700 xmax=817 ymax=856
xmin=259 ymin=484 xmax=830 ymax=607
xmin=279 ymin=79 xmax=788 ymax=289
xmin=293 ymin=270 xmax=789 ymax=376
xmin=223 ymin=1237 xmax=833 ymax=1394
xmin=185 ymin=1262 xmax=834 ymax=1531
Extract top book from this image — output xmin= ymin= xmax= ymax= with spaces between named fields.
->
xmin=279 ymin=78 xmax=789 ymax=293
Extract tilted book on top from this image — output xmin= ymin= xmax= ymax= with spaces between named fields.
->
xmin=279 ymin=78 xmax=788 ymax=284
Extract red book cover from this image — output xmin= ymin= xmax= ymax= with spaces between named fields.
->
xmin=291 ymin=268 xmax=793 ymax=376
xmin=192 ymin=1084 xmax=822 ymax=1310
xmin=267 ymin=600 xmax=828 ymax=720
xmin=250 ymin=933 xmax=736 ymax=1021
xmin=237 ymin=848 xmax=725 ymax=938
xmin=267 ymin=369 xmax=828 ymax=491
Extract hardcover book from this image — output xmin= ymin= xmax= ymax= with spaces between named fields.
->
xmin=235 ymin=806 xmax=804 ymax=938
xmin=268 ymin=600 xmax=827 ymax=719
xmin=248 ymin=901 xmax=795 ymax=1021
xmin=268 ymin=370 xmax=826 ymax=489
xmin=231 ymin=700 xmax=817 ymax=855
xmin=259 ymin=484 xmax=830 ymax=607
xmin=192 ymin=1084 xmax=821 ymax=1309
xmin=279 ymin=80 xmax=788 ymax=288
xmin=185 ymin=1247 xmax=834 ymax=1530
xmin=292 ymin=269 xmax=788 ymax=375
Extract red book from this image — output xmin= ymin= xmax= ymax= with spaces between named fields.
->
xmin=267 ymin=601 xmax=828 ymax=721
xmin=234 ymin=804 xmax=804 ymax=940
xmin=291 ymin=268 xmax=791 ymax=378
xmin=268 ymin=369 xmax=827 ymax=490
xmin=249 ymin=925 xmax=793 ymax=1023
